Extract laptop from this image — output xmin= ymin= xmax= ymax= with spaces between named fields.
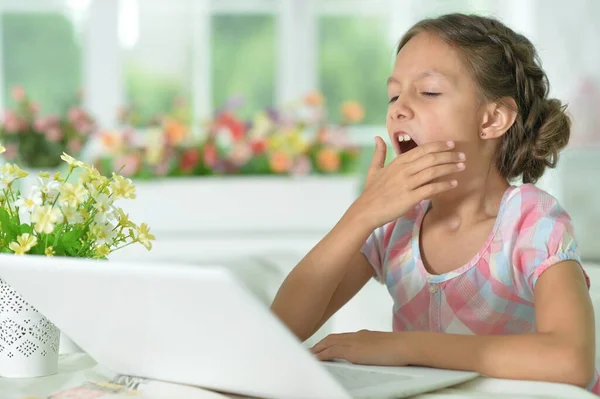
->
xmin=0 ymin=255 xmax=478 ymax=398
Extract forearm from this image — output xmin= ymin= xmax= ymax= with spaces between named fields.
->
xmin=403 ymin=331 xmax=595 ymax=388
xmin=270 ymin=207 xmax=373 ymax=341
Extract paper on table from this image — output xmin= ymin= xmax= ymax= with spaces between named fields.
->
xmin=47 ymin=374 xmax=233 ymax=399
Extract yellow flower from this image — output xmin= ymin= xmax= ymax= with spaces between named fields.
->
xmin=79 ymin=165 xmax=101 ymax=184
xmin=95 ymin=245 xmax=110 ymax=258
xmin=136 ymin=223 xmax=155 ymax=250
xmin=60 ymin=183 xmax=88 ymax=208
xmin=0 ymin=144 xmax=5 ymax=154
xmin=45 ymin=246 xmax=55 ymax=256
xmin=31 ymin=205 xmax=62 ymax=234
xmin=110 ymin=174 xmax=136 ymax=199
xmin=60 ymin=152 xmax=84 ymax=169
xmin=9 ymin=233 xmax=38 ymax=255
xmin=116 ymin=208 xmax=135 ymax=228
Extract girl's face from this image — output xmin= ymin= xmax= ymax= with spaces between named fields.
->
xmin=387 ymin=32 xmax=487 ymax=156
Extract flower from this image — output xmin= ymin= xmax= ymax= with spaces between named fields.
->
xmin=305 ymin=91 xmax=324 ymax=106
xmin=9 ymin=233 xmax=38 ymax=255
xmin=31 ymin=205 xmax=62 ymax=234
xmin=60 ymin=152 xmax=84 ymax=169
xmin=110 ymin=174 xmax=136 ymax=199
xmin=0 ymin=144 xmax=5 ymax=154
xmin=269 ymin=151 xmax=293 ymax=174
xmin=316 ymin=148 xmax=341 ymax=173
xmin=0 ymin=145 xmax=153 ymax=257
xmin=15 ymin=191 xmax=42 ymax=213
xmin=341 ymin=101 xmax=365 ymax=123
xmin=136 ymin=223 xmax=155 ymax=250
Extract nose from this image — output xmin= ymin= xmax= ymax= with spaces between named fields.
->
xmin=389 ymin=95 xmax=413 ymax=121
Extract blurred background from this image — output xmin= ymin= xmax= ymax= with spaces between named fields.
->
xmin=0 ymin=0 xmax=598 ymax=345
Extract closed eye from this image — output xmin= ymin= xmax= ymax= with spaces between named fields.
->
xmin=422 ymin=92 xmax=441 ymax=97
xmin=388 ymin=96 xmax=399 ymax=104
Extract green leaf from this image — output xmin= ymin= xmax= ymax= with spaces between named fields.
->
xmin=0 ymin=207 xmax=19 ymax=243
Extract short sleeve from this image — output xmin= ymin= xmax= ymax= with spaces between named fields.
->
xmin=360 ymin=222 xmax=395 ymax=284
xmin=512 ymin=191 xmax=588 ymax=295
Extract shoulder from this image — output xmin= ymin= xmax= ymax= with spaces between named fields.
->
xmin=501 ymin=183 xmax=573 ymax=233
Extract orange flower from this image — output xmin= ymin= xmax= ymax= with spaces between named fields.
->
xmin=341 ymin=101 xmax=365 ymax=123
xmin=269 ymin=151 xmax=293 ymax=174
xmin=164 ymin=118 xmax=188 ymax=146
xmin=317 ymin=148 xmax=341 ymax=173
xmin=100 ymin=131 xmax=122 ymax=152
xmin=305 ymin=91 xmax=324 ymax=106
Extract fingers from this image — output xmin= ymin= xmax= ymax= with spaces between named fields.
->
xmin=369 ymin=136 xmax=387 ymax=172
xmin=410 ymin=180 xmax=459 ymax=202
xmin=409 ymin=162 xmax=465 ymax=189
xmin=406 ymin=151 xmax=465 ymax=175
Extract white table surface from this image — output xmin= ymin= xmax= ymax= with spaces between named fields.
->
xmin=0 ymin=353 xmax=597 ymax=399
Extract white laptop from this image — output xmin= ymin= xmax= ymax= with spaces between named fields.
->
xmin=0 ymin=255 xmax=478 ymax=398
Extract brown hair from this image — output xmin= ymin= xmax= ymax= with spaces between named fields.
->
xmin=398 ymin=14 xmax=570 ymax=184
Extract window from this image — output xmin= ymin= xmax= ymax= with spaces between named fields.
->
xmin=1 ymin=12 xmax=82 ymax=115
xmin=211 ymin=14 xmax=276 ymax=119
xmin=318 ymin=15 xmax=392 ymax=125
xmin=120 ymin=0 xmax=192 ymax=126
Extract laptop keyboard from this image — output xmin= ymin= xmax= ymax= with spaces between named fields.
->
xmin=324 ymin=364 xmax=410 ymax=390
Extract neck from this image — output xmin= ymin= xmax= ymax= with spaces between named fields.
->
xmin=428 ymin=168 xmax=510 ymax=227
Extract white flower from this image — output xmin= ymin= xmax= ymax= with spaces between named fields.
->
xmin=33 ymin=176 xmax=61 ymax=201
xmin=61 ymin=206 xmax=84 ymax=225
xmin=92 ymin=193 xmax=115 ymax=215
xmin=91 ymin=222 xmax=117 ymax=245
xmin=15 ymin=191 xmax=42 ymax=213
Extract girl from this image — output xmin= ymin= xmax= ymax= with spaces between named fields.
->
xmin=271 ymin=13 xmax=599 ymax=394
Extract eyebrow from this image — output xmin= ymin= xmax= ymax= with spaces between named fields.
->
xmin=386 ymin=70 xmax=451 ymax=86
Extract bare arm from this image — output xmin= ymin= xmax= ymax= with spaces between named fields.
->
xmin=270 ymin=210 xmax=375 ymax=342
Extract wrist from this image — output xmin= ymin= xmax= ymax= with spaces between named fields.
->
xmin=343 ymin=199 xmax=379 ymax=233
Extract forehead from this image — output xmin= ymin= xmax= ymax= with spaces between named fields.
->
xmin=391 ymin=31 xmax=469 ymax=84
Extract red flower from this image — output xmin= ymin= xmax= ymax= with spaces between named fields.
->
xmin=250 ymin=139 xmax=267 ymax=154
xmin=203 ymin=143 xmax=218 ymax=168
xmin=215 ymin=112 xmax=247 ymax=141
xmin=180 ymin=148 xmax=200 ymax=173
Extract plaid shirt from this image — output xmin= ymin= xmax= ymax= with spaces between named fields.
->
xmin=361 ymin=184 xmax=599 ymax=394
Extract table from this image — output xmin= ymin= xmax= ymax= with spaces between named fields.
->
xmin=1 ymin=354 xmax=596 ymax=399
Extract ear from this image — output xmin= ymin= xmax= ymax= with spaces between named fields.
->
xmin=480 ymin=97 xmax=518 ymax=140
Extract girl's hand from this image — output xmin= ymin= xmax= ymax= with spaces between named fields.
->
xmin=352 ymin=137 xmax=465 ymax=229
xmin=310 ymin=330 xmax=410 ymax=366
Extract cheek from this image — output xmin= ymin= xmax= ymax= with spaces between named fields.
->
xmin=422 ymin=103 xmax=479 ymax=142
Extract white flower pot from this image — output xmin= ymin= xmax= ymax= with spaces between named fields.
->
xmin=0 ymin=278 xmax=60 ymax=378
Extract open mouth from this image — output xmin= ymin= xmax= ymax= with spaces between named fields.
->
xmin=393 ymin=131 xmax=418 ymax=154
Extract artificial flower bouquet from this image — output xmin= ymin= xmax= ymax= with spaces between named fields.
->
xmin=0 ymin=86 xmax=96 ymax=168
xmin=92 ymin=92 xmax=364 ymax=178
xmin=0 ymin=144 xmax=154 ymax=258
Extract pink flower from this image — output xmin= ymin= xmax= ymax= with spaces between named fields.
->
xmin=45 ymin=127 xmax=63 ymax=142
xmin=228 ymin=142 xmax=252 ymax=166
xmin=11 ymin=86 xmax=25 ymax=102
xmin=74 ymin=120 xmax=94 ymax=135
xmin=115 ymin=154 xmax=140 ymax=177
xmin=155 ymin=161 xmax=170 ymax=176
xmin=34 ymin=117 xmax=49 ymax=132
xmin=67 ymin=139 xmax=83 ymax=154
xmin=290 ymin=155 xmax=312 ymax=176
xmin=29 ymin=102 xmax=39 ymax=114
xmin=3 ymin=110 xmax=26 ymax=133
xmin=68 ymin=107 xmax=85 ymax=123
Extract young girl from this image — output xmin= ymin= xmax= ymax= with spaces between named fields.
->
xmin=271 ymin=13 xmax=599 ymax=394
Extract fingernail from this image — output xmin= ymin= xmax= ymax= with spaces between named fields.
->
xmin=457 ymin=163 xmax=465 ymax=169
xmin=458 ymin=152 xmax=465 ymax=160
xmin=451 ymin=180 xmax=458 ymax=186
xmin=447 ymin=141 xmax=455 ymax=148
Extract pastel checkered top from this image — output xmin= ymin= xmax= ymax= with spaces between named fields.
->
xmin=361 ymin=183 xmax=599 ymax=394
